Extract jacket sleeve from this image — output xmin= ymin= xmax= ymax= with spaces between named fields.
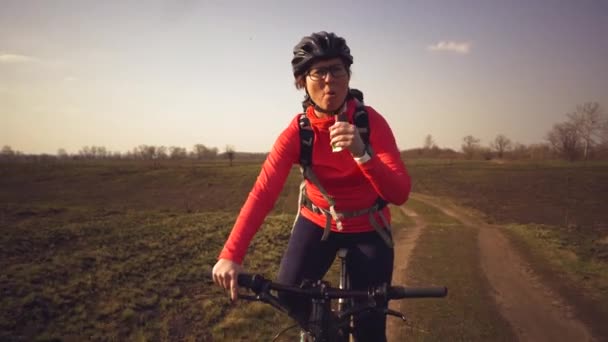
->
xmin=218 ymin=117 xmax=300 ymax=264
xmin=357 ymin=107 xmax=411 ymax=205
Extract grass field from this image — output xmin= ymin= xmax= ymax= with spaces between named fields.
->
xmin=1 ymin=159 xmax=607 ymax=341
xmin=1 ymin=161 xmax=301 ymax=341
xmin=408 ymin=159 xmax=608 ymax=230
xmin=393 ymin=198 xmax=516 ymax=341
xmin=406 ymin=158 xmax=608 ymax=339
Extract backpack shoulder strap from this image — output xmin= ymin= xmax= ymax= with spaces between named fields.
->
xmin=353 ymin=102 xmax=388 ymax=208
xmin=301 ymin=101 xmax=369 ymax=165
xmin=298 ymin=113 xmax=314 ymax=168
xmin=353 ymin=100 xmax=371 ymax=148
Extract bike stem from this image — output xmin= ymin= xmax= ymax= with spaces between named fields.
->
xmin=305 ymin=280 xmax=341 ymax=342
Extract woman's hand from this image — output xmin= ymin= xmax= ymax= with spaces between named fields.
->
xmin=329 ymin=121 xmax=366 ymax=157
xmin=212 ymin=258 xmax=242 ymax=301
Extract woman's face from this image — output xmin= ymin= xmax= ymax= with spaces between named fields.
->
xmin=305 ymin=58 xmax=350 ymax=114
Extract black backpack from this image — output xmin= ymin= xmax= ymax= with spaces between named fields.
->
xmin=294 ymin=98 xmax=392 ymax=247
xmin=298 ymin=100 xmax=370 ymax=168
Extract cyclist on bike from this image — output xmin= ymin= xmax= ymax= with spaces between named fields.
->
xmin=212 ymin=31 xmax=411 ymax=341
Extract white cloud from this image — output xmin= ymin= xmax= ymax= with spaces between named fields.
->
xmin=427 ymin=41 xmax=472 ymax=54
xmin=0 ymin=53 xmax=40 ymax=64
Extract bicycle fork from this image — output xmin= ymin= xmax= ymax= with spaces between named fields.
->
xmin=337 ymin=248 xmax=351 ymax=312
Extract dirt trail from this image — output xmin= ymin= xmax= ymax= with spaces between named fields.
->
xmin=409 ymin=193 xmax=595 ymax=342
xmin=387 ymin=206 xmax=426 ymax=341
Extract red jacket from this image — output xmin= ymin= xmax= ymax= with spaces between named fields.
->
xmin=219 ymin=99 xmax=411 ymax=263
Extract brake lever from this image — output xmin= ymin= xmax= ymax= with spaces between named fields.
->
xmin=384 ymin=308 xmax=406 ymax=321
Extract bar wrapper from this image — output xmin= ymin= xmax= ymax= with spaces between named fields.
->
xmin=331 ymin=113 xmax=348 ymax=152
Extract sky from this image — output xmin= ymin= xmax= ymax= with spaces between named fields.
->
xmin=1 ymin=0 xmax=607 ymax=154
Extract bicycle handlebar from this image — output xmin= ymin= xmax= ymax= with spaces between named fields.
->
xmin=210 ymin=271 xmax=447 ymax=340
xmin=388 ymin=286 xmax=447 ymax=299
xmin=237 ymin=273 xmax=447 ymax=300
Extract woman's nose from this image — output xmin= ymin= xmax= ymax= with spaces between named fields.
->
xmin=322 ymin=71 xmax=335 ymax=82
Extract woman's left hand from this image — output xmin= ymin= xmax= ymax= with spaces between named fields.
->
xmin=329 ymin=121 xmax=366 ymax=157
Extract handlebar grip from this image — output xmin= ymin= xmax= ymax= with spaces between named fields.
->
xmin=237 ymin=273 xmax=255 ymax=288
xmin=207 ymin=269 xmax=261 ymax=290
xmin=237 ymin=273 xmax=271 ymax=293
xmin=388 ymin=286 xmax=448 ymax=299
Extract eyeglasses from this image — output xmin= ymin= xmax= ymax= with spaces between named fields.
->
xmin=307 ymin=64 xmax=348 ymax=81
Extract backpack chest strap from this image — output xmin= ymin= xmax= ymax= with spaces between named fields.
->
xmin=299 ymin=183 xmax=393 ymax=248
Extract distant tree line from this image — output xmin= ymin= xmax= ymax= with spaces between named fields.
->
xmin=1 ymin=144 xmax=239 ymax=161
xmin=0 ymin=142 xmax=271 ymax=166
xmin=3 ymin=102 xmax=606 ymax=163
xmin=72 ymin=144 xmax=223 ymax=160
xmin=406 ymin=101 xmax=608 ymax=161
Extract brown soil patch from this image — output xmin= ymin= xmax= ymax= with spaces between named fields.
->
xmin=412 ymin=194 xmax=595 ymax=342
xmin=387 ymin=206 xmax=426 ymax=341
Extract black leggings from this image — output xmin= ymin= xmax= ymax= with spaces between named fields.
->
xmin=277 ymin=215 xmax=394 ymax=342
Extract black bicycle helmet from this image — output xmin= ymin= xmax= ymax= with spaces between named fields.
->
xmin=291 ymin=31 xmax=353 ymax=77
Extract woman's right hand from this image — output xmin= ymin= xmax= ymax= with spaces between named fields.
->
xmin=212 ymin=258 xmax=242 ymax=301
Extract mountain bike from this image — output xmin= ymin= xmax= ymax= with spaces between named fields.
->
xmin=231 ymin=249 xmax=448 ymax=341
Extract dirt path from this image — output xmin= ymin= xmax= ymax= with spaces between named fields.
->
xmin=408 ymin=193 xmax=595 ymax=342
xmin=387 ymin=205 xmax=427 ymax=341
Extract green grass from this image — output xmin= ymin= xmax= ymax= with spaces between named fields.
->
xmin=504 ymin=223 xmax=608 ymax=338
xmin=0 ymin=209 xmax=306 ymax=341
xmin=1 ymin=209 xmax=234 ymax=341
xmin=0 ymin=160 xmax=301 ymax=214
xmin=2 ymin=159 xmax=607 ymax=340
xmin=407 ymin=159 xmax=608 ymax=228
xmin=405 ymin=159 xmax=608 ymax=339
xmin=393 ymin=198 xmax=516 ymax=341
xmin=389 ymin=203 xmax=416 ymax=228
xmin=505 ymin=223 xmax=608 ymax=300
xmin=0 ymin=160 xmax=318 ymax=341
xmin=209 ymin=213 xmax=299 ymax=341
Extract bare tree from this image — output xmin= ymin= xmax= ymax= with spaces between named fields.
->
xmin=546 ymin=121 xmax=580 ymax=161
xmin=601 ymin=119 xmax=608 ymax=148
xmin=193 ymin=144 xmax=208 ymax=160
xmin=528 ymin=143 xmax=552 ymax=160
xmin=567 ymin=102 xmax=605 ymax=160
xmin=208 ymin=147 xmax=219 ymax=159
xmin=1 ymin=145 xmax=17 ymax=161
xmin=78 ymin=146 xmax=109 ymax=159
xmin=79 ymin=146 xmax=91 ymax=159
xmin=490 ymin=134 xmax=512 ymax=159
xmin=480 ymin=147 xmax=493 ymax=160
xmin=135 ymin=145 xmax=156 ymax=160
xmin=510 ymin=142 xmax=526 ymax=160
xmin=225 ymin=145 xmax=236 ymax=166
xmin=423 ymin=134 xmax=435 ymax=150
xmin=169 ymin=146 xmax=187 ymax=159
xmin=109 ymin=151 xmax=123 ymax=159
xmin=156 ymin=146 xmax=168 ymax=159
xmin=193 ymin=144 xmax=220 ymax=160
xmin=1 ymin=145 xmax=15 ymax=156
xmin=57 ymin=148 xmax=69 ymax=160
xmin=92 ymin=146 xmax=107 ymax=159
xmin=461 ymin=135 xmax=480 ymax=159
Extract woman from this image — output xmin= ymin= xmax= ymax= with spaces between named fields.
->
xmin=212 ymin=31 xmax=411 ymax=341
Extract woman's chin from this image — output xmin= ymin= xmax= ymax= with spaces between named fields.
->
xmin=323 ymin=102 xmax=342 ymax=112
